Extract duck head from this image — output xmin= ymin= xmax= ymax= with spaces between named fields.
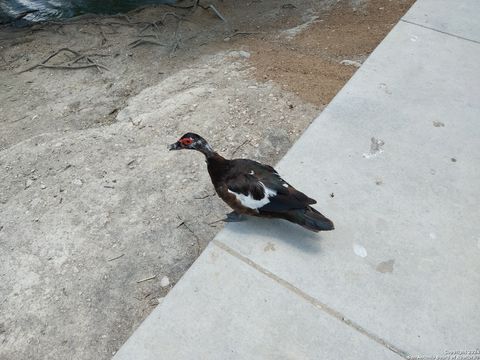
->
xmin=168 ymin=133 xmax=215 ymax=156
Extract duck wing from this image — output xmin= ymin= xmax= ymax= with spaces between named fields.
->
xmin=226 ymin=159 xmax=316 ymax=213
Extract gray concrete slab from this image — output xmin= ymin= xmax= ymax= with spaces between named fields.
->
xmin=216 ymin=20 xmax=480 ymax=356
xmin=113 ymin=243 xmax=402 ymax=360
xmin=402 ymin=0 xmax=480 ymax=43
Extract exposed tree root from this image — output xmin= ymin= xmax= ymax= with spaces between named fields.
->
xmin=18 ymin=47 xmax=110 ymax=73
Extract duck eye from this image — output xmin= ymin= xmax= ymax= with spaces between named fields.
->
xmin=180 ymin=138 xmax=193 ymax=145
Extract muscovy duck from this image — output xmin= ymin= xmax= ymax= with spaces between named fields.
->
xmin=169 ymin=133 xmax=334 ymax=232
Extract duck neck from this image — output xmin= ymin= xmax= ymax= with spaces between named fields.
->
xmin=205 ymin=149 xmax=228 ymax=184
xmin=198 ymin=143 xmax=218 ymax=159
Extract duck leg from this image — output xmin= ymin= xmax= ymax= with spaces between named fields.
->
xmin=223 ymin=211 xmax=245 ymax=222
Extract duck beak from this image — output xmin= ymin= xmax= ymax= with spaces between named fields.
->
xmin=168 ymin=141 xmax=181 ymax=151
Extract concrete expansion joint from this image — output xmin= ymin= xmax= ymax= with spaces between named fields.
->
xmin=212 ymin=239 xmax=410 ymax=359
xmin=400 ymin=19 xmax=480 ymax=45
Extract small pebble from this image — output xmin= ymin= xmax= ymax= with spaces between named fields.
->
xmin=353 ymin=243 xmax=367 ymax=258
xmin=25 ymin=179 xmax=33 ymax=189
xmin=160 ymin=276 xmax=170 ymax=287
xmin=130 ymin=118 xmax=141 ymax=126
xmin=229 ymin=50 xmax=251 ymax=58
xmin=340 ymin=59 xmax=362 ymax=68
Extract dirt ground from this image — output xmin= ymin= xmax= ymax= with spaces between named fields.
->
xmin=0 ymin=0 xmax=414 ymax=359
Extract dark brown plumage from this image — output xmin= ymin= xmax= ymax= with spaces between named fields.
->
xmin=169 ymin=133 xmax=334 ymax=232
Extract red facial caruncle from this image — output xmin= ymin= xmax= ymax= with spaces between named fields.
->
xmin=179 ymin=137 xmax=193 ymax=146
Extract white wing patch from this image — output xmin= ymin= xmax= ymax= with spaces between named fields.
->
xmin=228 ymin=182 xmax=277 ymax=209
xmin=282 ymin=183 xmax=289 ymax=188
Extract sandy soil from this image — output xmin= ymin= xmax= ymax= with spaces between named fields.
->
xmin=0 ymin=1 xmax=414 ymax=359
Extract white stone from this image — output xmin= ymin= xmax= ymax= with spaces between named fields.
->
xmin=340 ymin=59 xmax=362 ymax=68
xmin=160 ymin=276 xmax=170 ymax=287
xmin=353 ymin=243 xmax=368 ymax=258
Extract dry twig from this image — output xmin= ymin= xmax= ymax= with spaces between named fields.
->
xmin=176 ymin=216 xmax=202 ymax=256
xmin=193 ymin=193 xmax=215 ymax=200
xmin=230 ymin=31 xmax=261 ymax=38
xmin=199 ymin=4 xmax=227 ymax=22
xmin=208 ymin=218 xmax=224 ymax=226
xmin=108 ymin=253 xmax=125 ymax=262
xmin=128 ymin=38 xmax=168 ymax=48
xmin=231 ymin=139 xmax=251 ymax=157
xmin=169 ymin=18 xmax=182 ymax=57
xmin=17 ymin=47 xmax=110 ymax=73
xmin=136 ymin=275 xmax=157 ymax=284
xmin=131 ymin=1 xmax=226 ymax=54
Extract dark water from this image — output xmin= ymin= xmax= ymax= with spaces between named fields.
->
xmin=0 ymin=0 xmax=175 ymax=25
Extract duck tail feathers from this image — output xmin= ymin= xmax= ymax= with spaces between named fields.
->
xmin=288 ymin=206 xmax=335 ymax=232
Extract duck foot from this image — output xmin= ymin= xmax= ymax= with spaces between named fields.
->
xmin=223 ymin=211 xmax=245 ymax=222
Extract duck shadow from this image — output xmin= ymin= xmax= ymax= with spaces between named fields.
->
xmin=221 ymin=216 xmax=324 ymax=254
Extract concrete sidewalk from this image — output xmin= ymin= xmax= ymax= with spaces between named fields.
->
xmin=114 ymin=1 xmax=480 ymax=359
